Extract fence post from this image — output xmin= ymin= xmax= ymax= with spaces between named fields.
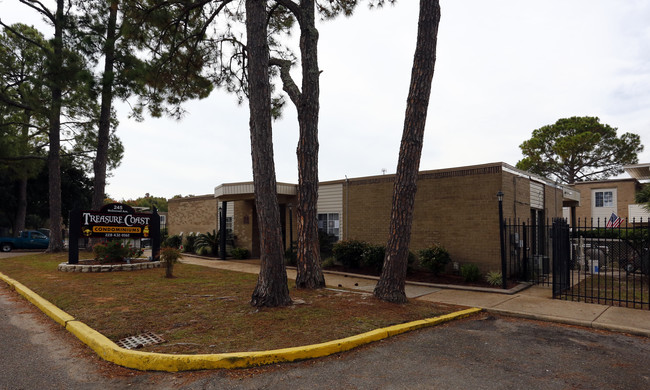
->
xmin=68 ymin=208 xmax=80 ymax=265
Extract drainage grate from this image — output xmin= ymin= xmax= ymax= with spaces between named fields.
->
xmin=116 ymin=332 xmax=165 ymax=350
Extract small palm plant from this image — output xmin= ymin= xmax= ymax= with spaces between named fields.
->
xmin=161 ymin=246 xmax=182 ymax=278
xmin=195 ymin=230 xmax=219 ymax=256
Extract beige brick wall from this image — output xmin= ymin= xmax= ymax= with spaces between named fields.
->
xmin=167 ymin=195 xmax=218 ymax=237
xmin=343 ymin=165 xmax=564 ymax=273
xmin=571 ymin=179 xmax=640 ymax=222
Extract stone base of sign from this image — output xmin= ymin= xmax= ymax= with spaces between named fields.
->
xmin=58 ymin=260 xmax=161 ymax=273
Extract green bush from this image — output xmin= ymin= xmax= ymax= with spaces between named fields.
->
xmin=164 ymin=235 xmax=182 ymax=249
xmin=485 ymin=271 xmax=502 ymax=287
xmin=230 ymin=247 xmax=250 ymax=260
xmin=195 ymin=245 xmax=211 ymax=256
xmin=460 ymin=263 xmax=481 ymax=283
xmin=418 ymin=244 xmax=451 ymax=275
xmin=93 ymin=240 xmax=143 ymax=264
xmin=319 ymin=231 xmax=337 ymax=257
xmin=332 ymin=240 xmax=367 ymax=268
xmin=195 ymin=230 xmax=219 ymax=256
xmin=161 ymin=246 xmax=182 ymax=278
xmin=321 ymin=256 xmax=336 ymax=268
xmin=183 ymin=233 xmax=197 ymax=253
xmin=361 ymin=244 xmax=385 ymax=272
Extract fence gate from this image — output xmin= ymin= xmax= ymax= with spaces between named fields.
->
xmin=551 ymin=218 xmax=649 ymax=309
xmin=551 ymin=219 xmax=570 ymax=296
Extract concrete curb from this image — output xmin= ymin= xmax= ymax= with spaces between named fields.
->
xmin=0 ymin=271 xmax=481 ymax=372
xmin=486 ymin=307 xmax=650 ymax=338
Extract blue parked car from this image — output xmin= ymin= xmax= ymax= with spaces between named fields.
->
xmin=0 ymin=230 xmax=50 ymax=252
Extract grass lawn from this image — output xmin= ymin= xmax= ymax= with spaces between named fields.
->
xmin=563 ymin=274 xmax=650 ymax=309
xmin=0 ymin=253 xmax=463 ymax=354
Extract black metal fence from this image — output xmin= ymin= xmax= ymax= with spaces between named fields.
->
xmin=504 ymin=218 xmax=650 ymax=310
xmin=502 ymin=218 xmax=553 ymax=286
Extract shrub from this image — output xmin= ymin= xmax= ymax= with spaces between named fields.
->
xmin=230 ymin=247 xmax=249 ymax=260
xmin=93 ymin=240 xmax=143 ymax=264
xmin=321 ymin=256 xmax=336 ymax=268
xmin=195 ymin=246 xmax=211 ymax=256
xmin=161 ymin=246 xmax=182 ymax=278
xmin=183 ymin=233 xmax=197 ymax=253
xmin=195 ymin=230 xmax=219 ymax=256
xmin=418 ymin=244 xmax=451 ymax=275
xmin=319 ymin=231 xmax=337 ymax=257
xmin=460 ymin=263 xmax=481 ymax=283
xmin=332 ymin=240 xmax=367 ymax=268
xmin=361 ymin=244 xmax=385 ymax=272
xmin=164 ymin=235 xmax=182 ymax=249
xmin=485 ymin=271 xmax=503 ymax=287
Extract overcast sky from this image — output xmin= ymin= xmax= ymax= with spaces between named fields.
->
xmin=4 ymin=0 xmax=650 ymax=200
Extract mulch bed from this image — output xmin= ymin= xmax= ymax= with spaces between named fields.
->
xmin=323 ymin=265 xmax=519 ymax=289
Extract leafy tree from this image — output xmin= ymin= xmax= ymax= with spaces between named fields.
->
xmin=516 ymin=116 xmax=644 ymax=184
xmin=0 ymin=24 xmax=49 ymax=235
xmin=126 ymin=1 xmax=394 ymax=292
xmin=636 ymin=185 xmax=650 ymax=212
xmin=74 ymin=0 xmax=146 ymax=209
xmin=374 ymin=0 xmax=441 ymax=303
xmin=123 ymin=194 xmax=169 ymax=212
xmin=1 ymin=1 xmax=87 ymax=251
xmin=0 ymin=156 xmax=93 ymax=233
xmin=2 ymin=3 xmax=128 ymax=247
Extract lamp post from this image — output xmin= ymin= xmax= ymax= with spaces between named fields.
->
xmin=218 ymin=205 xmax=227 ymax=260
xmin=497 ymin=191 xmax=507 ymax=289
xmin=288 ymin=203 xmax=293 ymax=253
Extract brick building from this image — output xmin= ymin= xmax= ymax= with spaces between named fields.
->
xmin=168 ymin=162 xmax=578 ymax=272
xmin=566 ymin=164 xmax=650 ymax=225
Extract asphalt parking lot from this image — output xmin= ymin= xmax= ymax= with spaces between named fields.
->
xmin=2 ymin=281 xmax=649 ymax=390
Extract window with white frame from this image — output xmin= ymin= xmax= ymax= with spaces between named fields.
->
xmin=594 ymin=191 xmax=614 ymax=208
xmin=318 ymin=213 xmax=339 ymax=240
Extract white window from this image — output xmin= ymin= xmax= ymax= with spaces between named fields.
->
xmin=594 ymin=191 xmax=614 ymax=208
xmin=225 ymin=217 xmax=233 ymax=232
xmin=318 ymin=213 xmax=340 ymax=240
xmin=591 ymin=188 xmax=617 ymax=223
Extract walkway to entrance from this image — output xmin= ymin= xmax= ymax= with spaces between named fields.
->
xmin=180 ymin=254 xmax=650 ymax=337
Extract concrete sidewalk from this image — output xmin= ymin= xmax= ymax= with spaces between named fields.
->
xmin=180 ymin=255 xmax=650 ymax=338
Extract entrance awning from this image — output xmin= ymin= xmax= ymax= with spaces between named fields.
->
xmin=624 ymin=163 xmax=650 ymax=181
xmin=214 ymin=182 xmax=297 ymax=201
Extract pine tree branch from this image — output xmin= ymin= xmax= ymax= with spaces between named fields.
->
xmin=269 ymin=57 xmax=300 ymax=105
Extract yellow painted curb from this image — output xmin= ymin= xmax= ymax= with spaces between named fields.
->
xmin=1 ymin=271 xmax=481 ymax=371
xmin=0 ymin=271 xmax=75 ymax=326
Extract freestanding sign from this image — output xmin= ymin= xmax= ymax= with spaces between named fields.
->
xmin=68 ymin=203 xmax=160 ymax=264
xmin=81 ymin=203 xmax=152 ymax=239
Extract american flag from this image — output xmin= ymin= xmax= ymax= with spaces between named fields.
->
xmin=606 ymin=212 xmax=623 ymax=228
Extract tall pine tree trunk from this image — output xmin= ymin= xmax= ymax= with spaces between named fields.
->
xmin=92 ymin=0 xmax=118 ymax=210
xmin=14 ymin=110 xmax=31 ymax=236
xmin=14 ymin=177 xmax=27 ymax=236
xmin=247 ymin=0 xmax=292 ymax=307
xmin=47 ymin=0 xmax=65 ymax=252
xmin=295 ymin=0 xmax=325 ymax=289
xmin=374 ymin=0 xmax=441 ymax=303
